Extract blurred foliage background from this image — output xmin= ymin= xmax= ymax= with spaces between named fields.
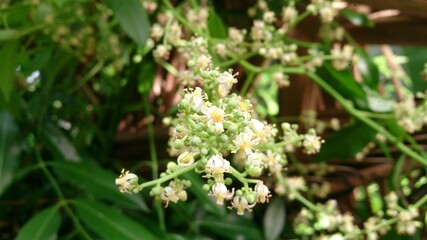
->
xmin=0 ymin=0 xmax=427 ymax=239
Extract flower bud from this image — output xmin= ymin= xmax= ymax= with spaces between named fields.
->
xmin=246 ymin=192 xmax=257 ymax=204
xmin=174 ymin=139 xmax=185 ymax=149
xmin=224 ymin=178 xmax=233 ymax=185
xmin=248 ymin=166 xmax=262 ymax=177
xmin=167 ymin=162 xmax=177 ymax=171
xmin=191 ymin=136 xmax=202 ymax=146
xmin=219 ymin=134 xmax=228 ymax=143
xmin=177 ymin=190 xmax=187 ymax=201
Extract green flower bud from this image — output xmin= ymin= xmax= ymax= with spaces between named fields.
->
xmin=183 ymin=180 xmax=192 ymax=188
xmin=202 ymin=184 xmax=210 ymax=192
xmin=200 ymin=147 xmax=208 ymax=155
xmin=160 ymin=172 xmax=167 ymax=178
xmin=151 ymin=185 xmax=163 ymax=196
xmin=177 ymin=190 xmax=187 ymax=201
xmin=167 ymin=162 xmax=177 ymax=172
xmin=236 ymin=189 xmax=243 ymax=196
xmin=246 ymin=192 xmax=257 ymax=204
xmin=248 ymin=166 xmax=262 ymax=177
xmin=176 ymin=125 xmax=184 ymax=132
xmin=219 ymin=134 xmax=228 ymax=143
xmin=224 ymin=178 xmax=233 ymax=185
xmin=174 ymin=139 xmax=185 ymax=149
xmin=191 ymin=136 xmax=202 ymax=146
xmin=228 ymin=124 xmax=238 ymax=133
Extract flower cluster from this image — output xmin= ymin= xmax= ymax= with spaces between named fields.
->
xmin=394 ymin=95 xmax=427 ymax=133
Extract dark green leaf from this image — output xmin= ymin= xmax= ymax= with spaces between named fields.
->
xmin=341 ymin=9 xmax=374 ymax=27
xmin=0 ymin=111 xmax=20 ymax=196
xmin=0 ymin=41 xmax=19 ymax=101
xmin=50 ymin=161 xmax=149 ymax=212
xmin=198 ymin=215 xmax=264 ymax=240
xmin=208 ymin=8 xmax=227 ymax=38
xmin=318 ymin=63 xmax=368 ymax=109
xmin=138 ymin=62 xmax=156 ymax=94
xmin=41 ymin=121 xmax=81 ymax=162
xmin=73 ymin=200 xmax=157 ymax=240
xmin=315 ymin=121 xmax=377 ymax=161
xmin=16 ymin=205 xmax=61 ymax=240
xmin=263 ymin=197 xmax=285 ymax=240
xmin=105 ymin=0 xmax=150 ymax=45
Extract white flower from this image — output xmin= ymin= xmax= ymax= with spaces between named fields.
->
xmin=201 ymin=105 xmax=225 ymax=133
xmin=228 ymin=27 xmax=244 ymax=43
xmin=185 ymin=87 xmax=205 ymax=108
xmin=230 ymin=196 xmax=256 ymax=215
xmin=177 ymin=151 xmax=195 ymax=166
xmin=215 ymin=43 xmax=227 ymax=58
xmin=254 ymin=182 xmax=271 ymax=203
xmin=233 ymin=132 xmax=258 ymax=155
xmin=196 ymin=54 xmax=211 ymax=70
xmin=303 ymin=134 xmax=323 ymax=154
xmin=205 ymin=155 xmax=231 ymax=175
xmin=150 ymin=23 xmax=164 ymax=41
xmin=263 ymin=11 xmax=276 ymax=23
xmin=153 ymin=44 xmax=170 ymax=60
xmin=115 ymin=169 xmax=139 ymax=194
xmin=160 ymin=186 xmax=180 ymax=207
xmin=210 ymin=182 xmax=234 ymax=205
xmin=217 ymin=71 xmax=237 ymax=97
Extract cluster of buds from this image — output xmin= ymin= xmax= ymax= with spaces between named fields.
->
xmin=331 ymin=44 xmax=357 ymax=71
xmin=385 ymin=192 xmax=421 ymax=235
xmin=306 ymin=0 xmax=343 ymax=23
xmin=394 ymin=95 xmax=427 ymax=133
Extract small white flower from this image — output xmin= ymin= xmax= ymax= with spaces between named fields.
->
xmin=160 ymin=186 xmax=180 ymax=207
xmin=185 ymin=87 xmax=205 ymax=108
xmin=233 ymin=132 xmax=258 ymax=155
xmin=210 ymin=182 xmax=234 ymax=205
xmin=303 ymin=134 xmax=323 ymax=154
xmin=217 ymin=71 xmax=237 ymax=97
xmin=177 ymin=151 xmax=195 ymax=166
xmin=254 ymin=182 xmax=271 ymax=203
xmin=115 ymin=169 xmax=139 ymax=194
xmin=230 ymin=196 xmax=256 ymax=215
xmin=201 ymin=105 xmax=225 ymax=133
xmin=205 ymin=155 xmax=231 ymax=175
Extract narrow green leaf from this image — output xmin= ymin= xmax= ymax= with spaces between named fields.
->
xmin=263 ymin=197 xmax=285 ymax=240
xmin=341 ymin=9 xmax=374 ymax=27
xmin=73 ymin=200 xmax=157 ymax=240
xmin=50 ymin=161 xmax=149 ymax=212
xmin=41 ymin=121 xmax=81 ymax=162
xmin=16 ymin=205 xmax=61 ymax=240
xmin=315 ymin=121 xmax=377 ymax=161
xmin=208 ymin=8 xmax=227 ymax=38
xmin=0 ymin=111 xmax=20 ymax=196
xmin=105 ymin=0 xmax=150 ymax=45
xmin=198 ymin=216 xmax=264 ymax=240
xmin=0 ymin=41 xmax=19 ymax=101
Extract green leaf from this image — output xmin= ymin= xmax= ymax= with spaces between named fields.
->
xmin=138 ymin=61 xmax=156 ymax=94
xmin=315 ymin=121 xmax=377 ymax=161
xmin=208 ymin=7 xmax=227 ymax=38
xmin=318 ymin=63 xmax=368 ymax=109
xmin=263 ymin=197 xmax=286 ymax=240
xmin=355 ymin=48 xmax=379 ymax=90
xmin=50 ymin=161 xmax=149 ymax=212
xmin=256 ymin=73 xmax=280 ymax=117
xmin=0 ymin=41 xmax=19 ymax=101
xmin=0 ymin=111 xmax=21 ymax=197
xmin=41 ymin=121 xmax=81 ymax=162
xmin=105 ymin=0 xmax=150 ymax=45
xmin=341 ymin=9 xmax=374 ymax=27
xmin=0 ymin=29 xmax=19 ymax=41
xmin=198 ymin=215 xmax=264 ymax=240
xmin=16 ymin=205 xmax=61 ymax=240
xmin=73 ymin=200 xmax=157 ymax=240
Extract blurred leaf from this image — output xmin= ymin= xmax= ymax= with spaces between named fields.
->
xmin=105 ymin=0 xmax=150 ymax=45
xmin=0 ymin=41 xmax=19 ymax=101
xmin=50 ymin=161 xmax=149 ymax=212
xmin=385 ymin=119 xmax=406 ymax=140
xmin=0 ymin=29 xmax=19 ymax=41
xmin=263 ymin=197 xmax=285 ymax=240
xmin=198 ymin=215 xmax=264 ymax=240
xmin=41 ymin=121 xmax=81 ymax=162
xmin=316 ymin=121 xmax=377 ymax=161
xmin=318 ymin=63 xmax=368 ymax=109
xmin=256 ymin=73 xmax=279 ymax=117
xmin=73 ymin=200 xmax=157 ymax=240
xmin=0 ymin=111 xmax=21 ymax=197
xmin=138 ymin=61 xmax=156 ymax=94
xmin=402 ymin=47 xmax=427 ymax=92
xmin=355 ymin=48 xmax=379 ymax=90
xmin=341 ymin=9 xmax=373 ymax=27
xmin=16 ymin=205 xmax=61 ymax=240
xmin=208 ymin=8 xmax=227 ymax=38
xmin=366 ymin=94 xmax=394 ymax=112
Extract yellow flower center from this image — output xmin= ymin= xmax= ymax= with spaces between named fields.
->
xmin=211 ymin=109 xmax=224 ymax=123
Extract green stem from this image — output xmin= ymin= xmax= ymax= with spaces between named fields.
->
xmin=240 ymin=72 xmax=255 ymax=96
xmin=162 ymin=0 xmax=204 ymax=37
xmin=138 ymin=164 xmax=197 ymax=190
xmin=70 ymin=61 xmax=104 ymax=93
xmin=306 ymin=72 xmax=427 ymax=167
xmin=143 ymin=96 xmax=158 ymax=179
xmin=257 ymin=136 xmax=305 ymax=150
xmin=414 ymin=193 xmax=427 ymax=208
xmin=34 ymin=143 xmax=92 ymax=240
xmin=285 ymin=11 xmax=310 ymax=35
xmin=155 ymin=59 xmax=179 ymax=76
xmin=230 ymin=166 xmax=260 ymax=188
xmin=293 ymin=190 xmax=320 ymax=211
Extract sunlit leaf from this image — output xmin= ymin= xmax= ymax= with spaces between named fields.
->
xmin=16 ymin=205 xmax=61 ymax=240
xmin=105 ymin=0 xmax=150 ymax=45
xmin=73 ymin=200 xmax=157 ymax=240
xmin=341 ymin=9 xmax=374 ymax=27
xmin=50 ymin=161 xmax=149 ymax=212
